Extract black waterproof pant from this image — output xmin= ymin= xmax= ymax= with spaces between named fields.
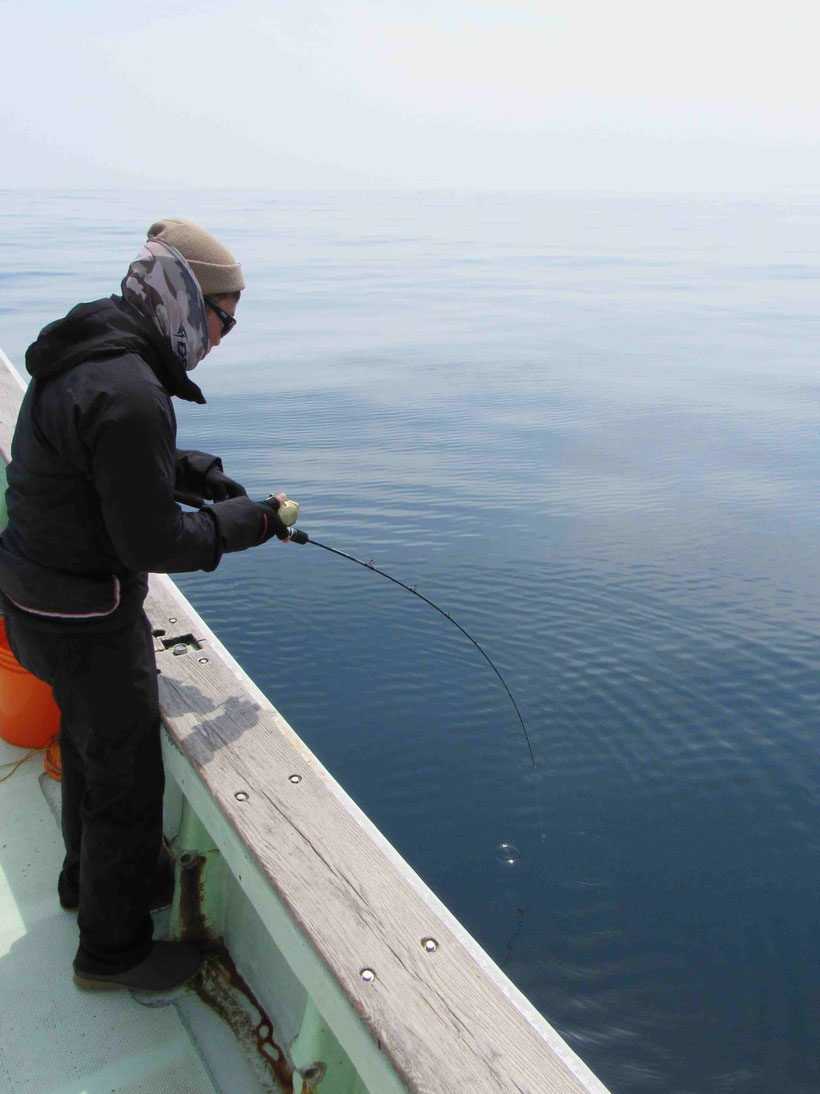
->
xmin=4 ymin=607 xmax=163 ymax=974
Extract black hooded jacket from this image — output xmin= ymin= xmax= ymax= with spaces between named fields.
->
xmin=0 ymin=295 xmax=265 ymax=623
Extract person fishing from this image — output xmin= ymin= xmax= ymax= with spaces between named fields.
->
xmin=0 ymin=218 xmax=290 ymax=992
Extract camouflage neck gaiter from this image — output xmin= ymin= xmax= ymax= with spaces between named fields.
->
xmin=121 ymin=239 xmax=209 ymax=371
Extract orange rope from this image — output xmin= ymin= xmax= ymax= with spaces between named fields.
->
xmin=0 ymin=747 xmax=44 ymax=783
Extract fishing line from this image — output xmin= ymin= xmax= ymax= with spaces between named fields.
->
xmin=175 ymin=490 xmax=544 ymax=834
xmin=292 ymin=529 xmax=548 ymax=846
xmin=289 ymin=527 xmax=538 ymax=770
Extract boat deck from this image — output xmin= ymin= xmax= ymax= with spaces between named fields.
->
xmin=0 ymin=736 xmax=277 ymax=1094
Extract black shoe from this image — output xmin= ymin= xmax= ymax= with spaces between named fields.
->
xmin=60 ymin=842 xmax=175 ymax=912
xmin=73 ymin=941 xmax=203 ymax=993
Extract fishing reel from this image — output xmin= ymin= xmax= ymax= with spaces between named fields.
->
xmin=268 ymin=495 xmax=309 ymax=543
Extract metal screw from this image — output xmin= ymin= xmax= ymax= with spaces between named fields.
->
xmin=172 ymin=643 xmax=188 ymax=656
xmin=235 ymin=791 xmax=249 ymax=802
xmin=422 ymin=938 xmax=439 ymax=952
xmin=289 ymin=774 xmax=302 ymax=784
xmin=168 ymin=617 xmax=177 ymax=624
xmin=198 ymin=657 xmax=209 ymax=664
xmin=360 ymin=968 xmax=376 ymax=982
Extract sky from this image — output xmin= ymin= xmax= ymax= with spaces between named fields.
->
xmin=2 ymin=0 xmax=819 ymax=192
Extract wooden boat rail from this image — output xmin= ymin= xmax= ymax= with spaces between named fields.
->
xmin=0 ymin=346 xmax=610 ymax=1094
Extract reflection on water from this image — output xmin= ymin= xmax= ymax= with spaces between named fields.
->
xmin=3 ymin=189 xmax=820 ymax=1094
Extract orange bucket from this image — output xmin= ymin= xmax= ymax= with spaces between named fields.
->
xmin=0 ymin=617 xmax=61 ymax=748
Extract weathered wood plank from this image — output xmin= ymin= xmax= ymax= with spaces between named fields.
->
xmin=0 ymin=347 xmax=26 ymax=464
xmin=147 ymin=580 xmax=609 ymax=1094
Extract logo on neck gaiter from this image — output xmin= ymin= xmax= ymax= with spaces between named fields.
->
xmin=174 ymin=323 xmax=188 ymax=367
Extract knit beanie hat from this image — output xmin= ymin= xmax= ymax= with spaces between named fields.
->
xmin=146 ymin=218 xmax=245 ymax=296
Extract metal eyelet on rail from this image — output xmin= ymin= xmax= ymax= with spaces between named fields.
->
xmin=360 ymin=968 xmax=376 ymax=983
xmin=289 ymin=774 xmax=302 ymax=784
xmin=422 ymin=938 xmax=439 ymax=952
xmin=299 ymin=1062 xmax=327 ymax=1086
xmin=234 ymin=791 xmax=249 ymax=802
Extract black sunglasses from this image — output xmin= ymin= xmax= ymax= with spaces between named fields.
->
xmin=205 ymin=297 xmax=236 ymax=337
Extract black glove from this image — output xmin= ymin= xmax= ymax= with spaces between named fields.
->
xmin=208 ymin=496 xmax=266 ymax=554
xmin=256 ymin=497 xmax=290 ymax=543
xmin=204 ymin=466 xmax=248 ymax=501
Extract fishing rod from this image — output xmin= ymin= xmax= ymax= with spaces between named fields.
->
xmin=175 ymin=491 xmax=536 ymax=768
xmin=287 ymin=526 xmax=536 ymax=768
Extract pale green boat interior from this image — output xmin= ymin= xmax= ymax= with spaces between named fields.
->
xmin=0 ymin=733 xmax=365 ymax=1094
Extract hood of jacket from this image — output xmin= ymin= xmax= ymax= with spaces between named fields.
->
xmin=24 ymin=295 xmax=207 ymax=404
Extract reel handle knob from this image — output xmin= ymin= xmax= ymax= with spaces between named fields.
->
xmin=267 ymin=496 xmax=300 ymax=527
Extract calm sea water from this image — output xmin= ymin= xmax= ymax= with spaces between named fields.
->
xmin=2 ymin=189 xmax=819 ymax=1093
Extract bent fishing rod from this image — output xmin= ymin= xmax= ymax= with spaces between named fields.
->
xmin=174 ymin=491 xmax=536 ymax=768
